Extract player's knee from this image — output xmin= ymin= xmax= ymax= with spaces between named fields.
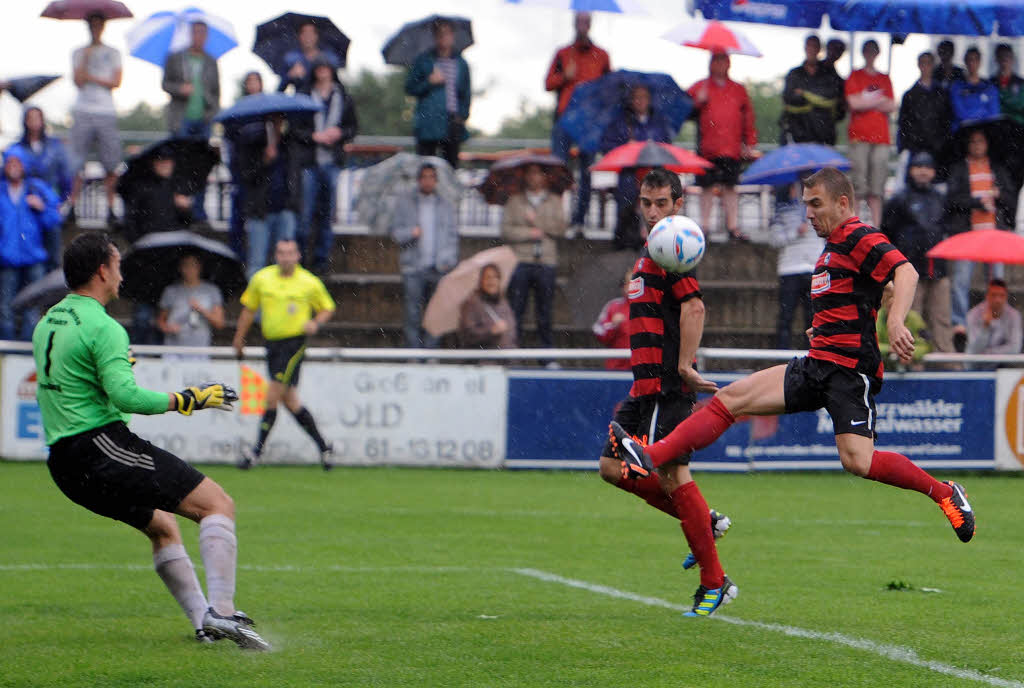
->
xmin=598 ymin=456 xmax=622 ymax=484
xmin=212 ymin=486 xmax=236 ymax=520
xmin=839 ymin=451 xmax=872 ymax=477
xmin=144 ymin=510 xmax=181 ymax=547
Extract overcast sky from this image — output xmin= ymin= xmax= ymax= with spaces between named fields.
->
xmin=0 ymin=0 xmax=942 ymax=137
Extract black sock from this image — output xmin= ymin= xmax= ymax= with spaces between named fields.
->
xmin=291 ymin=406 xmax=328 ymax=452
xmin=253 ymin=408 xmax=277 ymax=455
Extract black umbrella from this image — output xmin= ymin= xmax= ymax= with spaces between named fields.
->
xmin=121 ymin=231 xmax=246 ymax=305
xmin=254 ymin=12 xmax=350 ymax=75
xmin=12 ymin=269 xmax=68 ymax=311
xmin=382 ymin=14 xmax=473 ymax=67
xmin=4 ymin=75 xmax=61 ymax=103
xmin=117 ymin=137 xmax=219 ymax=199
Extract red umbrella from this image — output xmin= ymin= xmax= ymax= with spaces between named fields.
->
xmin=478 ymin=152 xmax=574 ymax=205
xmin=926 ymin=229 xmax=1024 ymax=264
xmin=591 ymin=141 xmax=712 ymax=174
xmin=662 ymin=19 xmax=761 ymax=57
xmin=41 ymin=0 xmax=133 ymax=20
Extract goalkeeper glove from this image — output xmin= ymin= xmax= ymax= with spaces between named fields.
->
xmin=174 ymin=383 xmax=238 ymax=416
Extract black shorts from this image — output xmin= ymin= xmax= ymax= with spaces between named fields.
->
xmin=266 ymin=335 xmax=307 ymax=385
xmin=784 ymin=356 xmax=881 ymax=438
xmin=695 ymin=157 xmax=742 ymax=188
xmin=47 ymin=421 xmax=205 ymax=531
xmin=602 ymin=393 xmax=695 ymax=464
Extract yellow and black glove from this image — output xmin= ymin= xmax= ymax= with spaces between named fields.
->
xmin=174 ymin=383 xmax=239 ymax=416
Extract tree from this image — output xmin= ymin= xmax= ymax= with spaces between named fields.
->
xmin=346 ymin=69 xmax=415 ymax=136
xmin=117 ymin=102 xmax=166 ymax=133
xmin=494 ymin=100 xmax=554 ymax=140
xmin=748 ymin=79 xmax=784 ymax=146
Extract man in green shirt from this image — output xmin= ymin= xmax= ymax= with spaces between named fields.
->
xmin=32 ymin=232 xmax=268 ymax=651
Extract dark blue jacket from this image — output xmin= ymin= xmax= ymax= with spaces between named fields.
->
xmin=6 ymin=138 xmax=72 ymax=202
xmin=405 ymin=49 xmax=471 ymax=142
xmin=0 ymin=177 xmax=61 ymax=267
xmin=949 ymin=78 xmax=1001 ymax=130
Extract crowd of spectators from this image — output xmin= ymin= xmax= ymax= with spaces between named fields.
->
xmin=2 ymin=9 xmax=1024 ymax=368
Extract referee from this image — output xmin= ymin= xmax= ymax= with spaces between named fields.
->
xmin=33 ymin=232 xmax=268 ymax=649
xmin=233 ymin=239 xmax=336 ymax=470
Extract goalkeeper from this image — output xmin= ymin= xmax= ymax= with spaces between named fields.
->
xmin=31 ymin=233 xmax=269 ymax=651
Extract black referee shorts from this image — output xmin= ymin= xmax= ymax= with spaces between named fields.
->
xmin=47 ymin=422 xmax=206 ymax=531
xmin=602 ymin=393 xmax=695 ymax=465
xmin=266 ymin=335 xmax=307 ymax=386
xmin=783 ymin=356 xmax=881 ymax=438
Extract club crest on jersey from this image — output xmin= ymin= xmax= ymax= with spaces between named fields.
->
xmin=627 ymin=277 xmax=644 ymax=299
xmin=811 ymin=271 xmax=831 ymax=294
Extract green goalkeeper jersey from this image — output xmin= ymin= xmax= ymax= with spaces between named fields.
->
xmin=31 ymin=294 xmax=169 ymax=445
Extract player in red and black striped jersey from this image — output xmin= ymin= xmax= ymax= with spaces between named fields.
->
xmin=631 ymin=168 xmax=976 ymax=546
xmin=599 ymin=168 xmax=737 ymax=617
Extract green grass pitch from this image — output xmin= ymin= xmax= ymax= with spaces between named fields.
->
xmin=1 ymin=462 xmax=1021 ymax=688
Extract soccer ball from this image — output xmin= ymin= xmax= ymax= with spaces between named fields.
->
xmin=647 ymin=215 xmax=706 ymax=274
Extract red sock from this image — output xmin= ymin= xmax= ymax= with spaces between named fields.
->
xmin=616 ymin=475 xmax=677 ymax=518
xmin=648 ymin=397 xmax=736 ymax=467
xmin=671 ymin=482 xmax=724 ymax=590
xmin=866 ymin=451 xmax=953 ymax=503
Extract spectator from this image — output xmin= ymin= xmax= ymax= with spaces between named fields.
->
xmin=769 ymin=181 xmax=823 ymax=349
xmin=824 ymin=38 xmax=846 ymax=73
xmin=68 ymin=13 xmax=123 ymax=227
xmin=458 ymin=263 xmax=516 ymax=349
xmin=949 ymin=46 xmax=1001 ymax=131
xmin=877 ymin=291 xmax=931 ymax=370
xmin=0 ymin=150 xmax=61 ymax=341
xmin=881 ymin=151 xmax=953 ymax=354
xmin=897 ymin=52 xmax=952 ymax=180
xmin=502 ymin=163 xmax=567 ymax=350
xmin=156 ymin=253 xmax=225 ymax=347
xmin=845 ymin=39 xmax=895 ymax=225
xmin=600 ymin=85 xmax=674 ymax=242
xmin=933 ymin=40 xmax=967 ymax=91
xmin=781 ymin=35 xmax=845 ymax=145
xmin=545 ymin=11 xmax=610 ymax=229
xmin=278 ymin=19 xmax=340 ymax=94
xmin=225 ymin=71 xmax=263 ymax=259
xmin=405 ymin=18 xmax=471 ymax=169
xmin=7 ymin=106 xmax=72 ymax=270
xmin=993 ymin=43 xmax=1024 ymax=191
xmin=296 ymin=59 xmax=358 ymax=275
xmin=946 ymin=128 xmax=1017 ymax=337
xmin=966 ymin=279 xmax=1022 ymax=361
xmin=592 ymin=268 xmax=632 ymax=370
xmin=689 ymin=52 xmax=757 ymax=242
xmin=389 ymin=163 xmax=459 ymax=348
xmin=120 ymin=146 xmax=192 ymax=243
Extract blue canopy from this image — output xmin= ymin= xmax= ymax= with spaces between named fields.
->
xmin=693 ymin=0 xmax=1024 ymax=36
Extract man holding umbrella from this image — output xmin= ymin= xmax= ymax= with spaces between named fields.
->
xmin=405 ymin=18 xmax=471 ymax=169
xmin=162 ymin=19 xmax=220 ymax=139
xmin=233 ymin=239 xmax=336 ymax=470
xmin=279 ymin=19 xmax=341 ymax=94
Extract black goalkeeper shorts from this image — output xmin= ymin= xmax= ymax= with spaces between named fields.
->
xmin=266 ymin=336 xmax=307 ymax=386
xmin=47 ymin=421 xmax=206 ymax=531
xmin=602 ymin=393 xmax=695 ymax=464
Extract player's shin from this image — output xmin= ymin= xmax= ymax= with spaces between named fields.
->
xmin=153 ymin=544 xmax=208 ymax=631
xmin=866 ymin=450 xmax=953 ymax=501
xmin=616 ymin=473 xmax=678 ymax=517
xmin=198 ymin=515 xmax=237 ymax=616
xmin=290 ymin=406 xmax=328 ymax=452
xmin=647 ymin=397 xmax=736 ymax=467
xmin=253 ymin=408 xmax=277 ymax=456
xmin=672 ymin=481 xmax=725 ymax=590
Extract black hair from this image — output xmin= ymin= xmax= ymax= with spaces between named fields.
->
xmin=805 ymin=34 xmax=820 ymax=47
xmin=64 ymin=232 xmax=115 ymax=290
xmin=432 ymin=17 xmax=454 ymax=35
xmin=938 ymin=39 xmax=955 ymax=53
xmin=964 ymin=46 xmax=981 ymax=60
xmin=990 ymin=278 xmax=1008 ymax=291
xmin=419 ymin=163 xmax=437 ymax=178
xmin=640 ymin=167 xmax=683 ymax=202
xmin=996 ymin=43 xmax=1014 ymax=58
xmin=862 ymin=39 xmax=879 ymax=53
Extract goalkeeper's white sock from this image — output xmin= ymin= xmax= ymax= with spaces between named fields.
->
xmin=198 ymin=514 xmax=237 ymax=616
xmin=153 ymin=544 xmax=208 ymax=630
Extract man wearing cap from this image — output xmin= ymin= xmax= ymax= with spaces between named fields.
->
xmin=881 ymin=151 xmax=953 ymax=354
xmin=0 ymin=149 xmax=62 ymax=341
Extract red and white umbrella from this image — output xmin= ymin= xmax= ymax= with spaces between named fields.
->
xmin=662 ymin=19 xmax=761 ymax=57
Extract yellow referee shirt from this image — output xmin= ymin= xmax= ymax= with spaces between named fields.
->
xmin=240 ymin=265 xmax=336 ymax=341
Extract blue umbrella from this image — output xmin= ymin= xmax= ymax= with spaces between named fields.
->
xmin=739 ymin=143 xmax=849 ymax=186
xmin=382 ymin=15 xmax=473 ymax=67
xmin=213 ymin=92 xmax=322 ymax=126
xmin=125 ymin=7 xmax=237 ymax=67
xmin=505 ymin=0 xmax=648 ymax=13
xmin=557 ymin=70 xmax=692 ymax=155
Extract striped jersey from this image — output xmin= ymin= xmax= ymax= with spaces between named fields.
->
xmin=809 ymin=216 xmax=908 ymax=379
xmin=627 ymin=249 xmax=702 ymax=398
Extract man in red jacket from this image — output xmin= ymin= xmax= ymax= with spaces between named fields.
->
xmin=688 ymin=53 xmax=757 ymax=242
xmin=545 ymin=12 xmax=610 ymax=229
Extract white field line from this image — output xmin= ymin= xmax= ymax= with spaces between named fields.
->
xmin=511 ymin=568 xmax=1023 ymax=688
